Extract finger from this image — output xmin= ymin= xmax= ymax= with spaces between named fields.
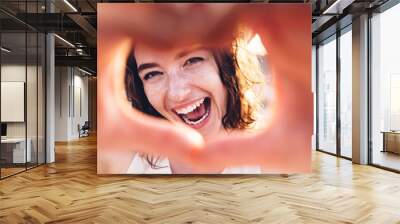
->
xmin=98 ymin=4 xmax=239 ymax=49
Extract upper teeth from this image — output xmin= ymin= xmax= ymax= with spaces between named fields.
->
xmin=175 ymin=98 xmax=205 ymax=115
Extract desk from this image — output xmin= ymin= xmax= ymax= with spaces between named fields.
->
xmin=1 ymin=138 xmax=31 ymax=163
xmin=382 ymin=131 xmax=400 ymax=154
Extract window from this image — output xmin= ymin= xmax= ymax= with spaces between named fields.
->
xmin=339 ymin=27 xmax=352 ymax=158
xmin=317 ymin=35 xmax=337 ymax=154
xmin=370 ymin=2 xmax=400 ymax=171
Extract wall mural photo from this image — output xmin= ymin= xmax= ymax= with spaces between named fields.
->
xmin=97 ymin=3 xmax=313 ymax=174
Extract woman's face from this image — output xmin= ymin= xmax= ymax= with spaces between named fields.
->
xmin=134 ymin=44 xmax=227 ymax=140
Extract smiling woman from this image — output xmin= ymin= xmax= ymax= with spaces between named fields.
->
xmin=124 ymin=30 xmax=267 ymax=174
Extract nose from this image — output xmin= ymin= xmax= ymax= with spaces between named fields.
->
xmin=167 ymin=70 xmax=191 ymax=103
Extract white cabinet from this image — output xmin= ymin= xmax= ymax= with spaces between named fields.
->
xmin=1 ymin=138 xmax=32 ymax=163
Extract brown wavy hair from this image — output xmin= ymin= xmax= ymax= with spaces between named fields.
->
xmin=125 ymin=37 xmax=264 ymax=168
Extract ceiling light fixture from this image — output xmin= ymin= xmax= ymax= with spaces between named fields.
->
xmin=1 ymin=47 xmax=11 ymax=53
xmin=63 ymin=0 xmax=78 ymax=12
xmin=78 ymin=67 xmax=93 ymax=76
xmin=323 ymin=0 xmax=354 ymax=15
xmin=54 ymin=34 xmax=75 ymax=48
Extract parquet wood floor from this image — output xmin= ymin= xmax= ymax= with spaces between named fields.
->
xmin=1 ymin=135 xmax=400 ymax=223
xmin=1 ymin=167 xmax=26 ymax=178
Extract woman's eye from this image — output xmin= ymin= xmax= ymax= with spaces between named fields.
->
xmin=143 ymin=71 xmax=163 ymax=81
xmin=183 ymin=57 xmax=204 ymax=67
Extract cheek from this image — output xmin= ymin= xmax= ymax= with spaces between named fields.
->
xmin=143 ymin=84 xmax=166 ymax=113
xmin=187 ymin=63 xmax=223 ymax=90
xmin=188 ymin=65 xmax=227 ymax=111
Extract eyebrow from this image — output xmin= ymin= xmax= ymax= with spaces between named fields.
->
xmin=136 ymin=46 xmax=206 ymax=73
xmin=175 ymin=46 xmax=206 ymax=60
xmin=137 ymin=62 xmax=160 ymax=74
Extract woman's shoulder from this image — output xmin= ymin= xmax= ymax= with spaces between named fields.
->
xmin=127 ymin=153 xmax=262 ymax=174
xmin=126 ymin=153 xmax=171 ymax=174
xmin=222 ymin=165 xmax=262 ymax=174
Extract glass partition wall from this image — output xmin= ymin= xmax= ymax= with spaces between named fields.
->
xmin=0 ymin=30 xmax=27 ymax=177
xmin=316 ymin=26 xmax=353 ymax=159
xmin=0 ymin=1 xmax=46 ymax=179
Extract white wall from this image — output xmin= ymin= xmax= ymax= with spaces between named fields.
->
xmin=72 ymin=73 xmax=89 ymax=138
xmin=55 ymin=67 xmax=89 ymax=141
xmin=55 ymin=66 xmax=70 ymax=141
xmin=1 ymin=82 xmax=25 ymax=122
xmin=1 ymin=65 xmax=27 ymax=141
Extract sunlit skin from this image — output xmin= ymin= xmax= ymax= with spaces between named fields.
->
xmin=97 ymin=4 xmax=313 ymax=174
xmin=134 ymin=45 xmax=228 ymax=173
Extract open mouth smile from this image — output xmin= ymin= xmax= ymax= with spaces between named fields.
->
xmin=173 ymin=97 xmax=211 ymax=128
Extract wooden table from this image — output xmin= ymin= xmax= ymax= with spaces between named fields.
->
xmin=381 ymin=131 xmax=400 ymax=154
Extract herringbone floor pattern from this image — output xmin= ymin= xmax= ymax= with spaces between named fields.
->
xmin=1 ymin=135 xmax=400 ymax=223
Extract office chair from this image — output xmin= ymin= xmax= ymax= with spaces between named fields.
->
xmin=79 ymin=121 xmax=90 ymax=138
